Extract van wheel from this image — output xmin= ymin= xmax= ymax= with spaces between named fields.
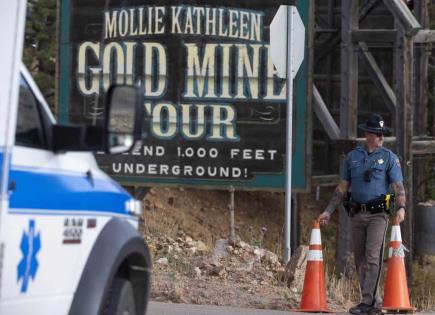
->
xmin=107 ymin=278 xmax=136 ymax=315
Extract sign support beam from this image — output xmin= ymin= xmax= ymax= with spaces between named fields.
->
xmin=283 ymin=5 xmax=295 ymax=263
xmin=270 ymin=5 xmax=305 ymax=263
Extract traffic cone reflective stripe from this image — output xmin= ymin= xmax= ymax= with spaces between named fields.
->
xmin=383 ymin=221 xmax=414 ymax=313
xmin=388 ymin=225 xmax=404 ymax=259
xmin=310 ymin=225 xmax=321 ymax=245
xmin=295 ymin=220 xmax=332 ymax=313
xmin=390 ymin=225 xmax=402 ymax=242
xmin=307 ymin=249 xmax=323 ymax=261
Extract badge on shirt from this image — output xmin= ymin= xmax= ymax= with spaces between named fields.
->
xmin=377 ymin=159 xmax=384 ymax=165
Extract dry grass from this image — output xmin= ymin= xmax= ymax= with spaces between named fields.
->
xmin=140 ymin=200 xmax=182 ymax=240
xmin=327 ymin=276 xmax=360 ymax=310
xmin=325 ymin=265 xmax=360 ymax=310
xmin=322 ymin=251 xmax=435 ymax=311
xmin=412 ymin=256 xmax=435 ymax=311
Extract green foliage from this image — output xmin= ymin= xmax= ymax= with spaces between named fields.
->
xmin=23 ymin=0 xmax=57 ymax=112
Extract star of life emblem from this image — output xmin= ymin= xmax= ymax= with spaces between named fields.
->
xmin=17 ymin=220 xmax=41 ymax=293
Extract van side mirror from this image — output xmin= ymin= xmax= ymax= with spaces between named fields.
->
xmin=52 ymin=85 xmax=143 ymax=153
xmin=106 ymin=85 xmax=144 ymax=154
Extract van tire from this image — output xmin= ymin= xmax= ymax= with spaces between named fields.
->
xmin=107 ymin=278 xmax=136 ymax=315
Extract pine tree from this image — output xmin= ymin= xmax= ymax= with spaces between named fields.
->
xmin=23 ymin=0 xmax=57 ymax=112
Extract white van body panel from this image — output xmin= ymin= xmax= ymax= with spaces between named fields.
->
xmin=0 ymin=2 xmax=150 ymax=314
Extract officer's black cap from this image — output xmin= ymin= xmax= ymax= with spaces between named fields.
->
xmin=358 ymin=114 xmax=391 ymax=135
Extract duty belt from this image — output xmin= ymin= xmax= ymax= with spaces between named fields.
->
xmin=349 ymin=199 xmax=388 ymax=215
xmin=343 ymin=193 xmax=394 ymax=217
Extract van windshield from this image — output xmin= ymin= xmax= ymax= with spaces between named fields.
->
xmin=15 ymin=75 xmax=46 ymax=148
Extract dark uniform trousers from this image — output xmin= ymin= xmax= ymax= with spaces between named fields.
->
xmin=350 ymin=212 xmax=389 ymax=306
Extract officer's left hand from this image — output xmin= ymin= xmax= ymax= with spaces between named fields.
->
xmin=318 ymin=211 xmax=331 ymax=225
xmin=395 ymin=207 xmax=405 ymax=223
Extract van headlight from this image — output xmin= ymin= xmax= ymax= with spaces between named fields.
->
xmin=125 ymin=199 xmax=142 ymax=217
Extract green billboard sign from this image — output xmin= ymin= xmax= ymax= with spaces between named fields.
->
xmin=59 ymin=0 xmax=309 ymax=191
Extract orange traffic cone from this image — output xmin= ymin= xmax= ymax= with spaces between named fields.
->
xmin=382 ymin=218 xmax=415 ymax=313
xmin=295 ymin=220 xmax=331 ymax=312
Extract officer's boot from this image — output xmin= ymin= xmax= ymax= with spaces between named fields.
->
xmin=349 ymin=303 xmax=374 ymax=315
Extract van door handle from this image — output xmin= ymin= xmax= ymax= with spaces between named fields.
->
xmin=8 ymin=180 xmax=16 ymax=192
xmin=86 ymin=170 xmax=95 ymax=187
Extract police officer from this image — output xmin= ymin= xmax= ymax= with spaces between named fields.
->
xmin=317 ymin=114 xmax=406 ymax=315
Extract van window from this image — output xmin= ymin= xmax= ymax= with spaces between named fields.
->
xmin=15 ymin=75 xmax=46 ymax=148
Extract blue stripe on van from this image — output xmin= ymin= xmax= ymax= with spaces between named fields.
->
xmin=8 ymin=167 xmax=132 ymax=214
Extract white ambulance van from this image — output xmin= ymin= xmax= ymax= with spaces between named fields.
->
xmin=0 ymin=1 xmax=151 ymax=314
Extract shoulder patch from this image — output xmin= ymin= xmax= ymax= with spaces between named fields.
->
xmin=395 ymin=158 xmax=401 ymax=167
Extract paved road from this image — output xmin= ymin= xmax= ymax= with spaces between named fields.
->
xmin=147 ymin=302 xmax=434 ymax=315
xmin=147 ymin=302 xmax=315 ymax=315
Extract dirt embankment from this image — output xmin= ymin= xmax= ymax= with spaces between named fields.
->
xmin=140 ymin=186 xmax=435 ymax=311
xmin=141 ymin=187 xmax=287 ymax=254
xmin=140 ymin=186 xmax=346 ymax=310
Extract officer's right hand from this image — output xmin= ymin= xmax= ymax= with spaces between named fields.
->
xmin=318 ymin=211 xmax=331 ymax=225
